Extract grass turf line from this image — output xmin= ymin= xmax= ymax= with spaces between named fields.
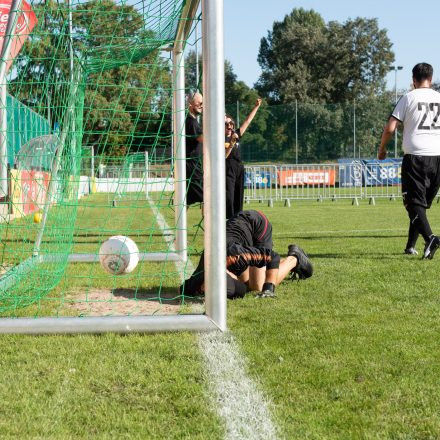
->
xmin=1 ymin=197 xmax=440 ymax=437
xmin=149 ymin=197 xmax=279 ymax=439
xmin=228 ymin=198 xmax=440 ymax=439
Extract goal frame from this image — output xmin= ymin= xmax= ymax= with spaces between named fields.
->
xmin=0 ymin=0 xmax=227 ymax=334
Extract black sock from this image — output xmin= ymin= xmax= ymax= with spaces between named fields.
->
xmin=406 ymin=220 xmax=420 ymax=249
xmin=407 ymin=205 xmax=433 ymax=242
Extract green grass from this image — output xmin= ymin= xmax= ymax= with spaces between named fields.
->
xmin=1 ymin=196 xmax=440 ymax=438
xmin=230 ymin=199 xmax=440 ymax=439
xmin=0 ymin=333 xmax=223 ymax=439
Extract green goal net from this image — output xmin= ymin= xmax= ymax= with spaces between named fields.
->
xmin=0 ymin=0 xmax=204 ymax=319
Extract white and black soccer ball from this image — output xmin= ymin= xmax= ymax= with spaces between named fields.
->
xmin=99 ymin=235 xmax=139 ymax=275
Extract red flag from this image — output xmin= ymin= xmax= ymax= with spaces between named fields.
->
xmin=0 ymin=0 xmax=37 ymax=73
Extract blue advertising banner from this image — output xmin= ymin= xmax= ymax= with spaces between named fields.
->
xmin=244 ymin=170 xmax=272 ymax=188
xmin=338 ymin=159 xmax=363 ymax=187
xmin=363 ymin=159 xmax=402 ymax=186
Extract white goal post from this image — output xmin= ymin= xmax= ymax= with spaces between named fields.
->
xmin=0 ymin=0 xmax=227 ymax=334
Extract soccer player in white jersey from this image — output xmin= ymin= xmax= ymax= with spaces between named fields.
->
xmin=378 ymin=63 xmax=440 ymax=259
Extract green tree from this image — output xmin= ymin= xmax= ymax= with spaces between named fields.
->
xmin=254 ymin=8 xmax=395 ymax=161
xmin=257 ymin=8 xmax=394 ymax=104
xmin=185 ymin=50 xmax=243 ymax=103
xmin=10 ymin=0 xmax=171 ymax=158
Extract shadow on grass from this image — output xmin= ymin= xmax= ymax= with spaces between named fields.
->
xmin=113 ymin=287 xmax=204 ymax=305
xmin=73 ymin=233 xmax=175 ymax=238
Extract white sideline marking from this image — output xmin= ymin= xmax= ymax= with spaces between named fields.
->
xmin=148 ymin=199 xmax=278 ymax=440
xmin=198 ymin=333 xmax=278 ymax=440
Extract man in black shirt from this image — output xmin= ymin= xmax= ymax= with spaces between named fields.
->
xmin=180 ymin=210 xmax=313 ymax=299
xmin=185 ymin=92 xmax=204 ymax=205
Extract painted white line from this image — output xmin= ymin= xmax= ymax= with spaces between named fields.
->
xmin=147 ymin=198 xmax=187 ymax=276
xmin=148 ymin=198 xmax=279 ymax=440
xmin=198 ymin=332 xmax=278 ymax=440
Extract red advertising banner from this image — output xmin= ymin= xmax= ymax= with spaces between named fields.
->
xmin=21 ymin=170 xmax=50 ymax=214
xmin=10 ymin=169 xmax=50 ymax=215
xmin=0 ymin=0 xmax=37 ymax=73
xmin=278 ymin=169 xmax=336 ymax=186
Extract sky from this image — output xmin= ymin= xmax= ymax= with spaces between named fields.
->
xmin=221 ymin=0 xmax=440 ymax=94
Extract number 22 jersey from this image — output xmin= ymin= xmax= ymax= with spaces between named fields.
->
xmin=392 ymin=87 xmax=440 ymax=156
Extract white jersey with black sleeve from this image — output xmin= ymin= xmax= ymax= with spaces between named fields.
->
xmin=392 ymin=87 xmax=440 ymax=156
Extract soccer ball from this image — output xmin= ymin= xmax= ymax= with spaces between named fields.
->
xmin=99 ymin=235 xmax=139 ymax=275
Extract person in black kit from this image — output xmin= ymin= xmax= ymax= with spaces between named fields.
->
xmin=225 ymin=98 xmax=262 ymax=219
xmin=185 ymin=92 xmax=204 ymax=205
xmin=179 ymin=210 xmax=313 ymax=299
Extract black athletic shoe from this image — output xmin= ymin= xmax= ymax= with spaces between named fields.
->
xmin=404 ymin=247 xmax=418 ymax=255
xmin=288 ymin=245 xmax=313 ymax=280
xmin=423 ymin=236 xmax=440 ymax=260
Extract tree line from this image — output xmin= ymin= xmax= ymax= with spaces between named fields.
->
xmin=11 ymin=3 xmax=404 ymax=162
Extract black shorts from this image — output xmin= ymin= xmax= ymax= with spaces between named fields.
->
xmin=401 ymin=154 xmax=440 ymax=208
xmin=253 ymin=211 xmax=273 ymax=249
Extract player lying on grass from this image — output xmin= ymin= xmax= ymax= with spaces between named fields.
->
xmin=180 ymin=210 xmax=313 ymax=299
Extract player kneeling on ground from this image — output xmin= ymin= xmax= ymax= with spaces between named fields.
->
xmin=180 ymin=210 xmax=313 ymax=299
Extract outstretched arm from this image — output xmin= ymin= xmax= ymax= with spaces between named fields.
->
xmin=239 ymin=98 xmax=262 ymax=136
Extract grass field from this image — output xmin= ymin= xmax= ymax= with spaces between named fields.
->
xmin=1 ymin=195 xmax=440 ymax=438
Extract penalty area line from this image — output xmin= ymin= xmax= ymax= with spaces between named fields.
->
xmin=147 ymin=198 xmax=279 ymax=440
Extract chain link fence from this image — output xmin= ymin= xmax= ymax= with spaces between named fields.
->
xmin=226 ymin=97 xmax=397 ymax=163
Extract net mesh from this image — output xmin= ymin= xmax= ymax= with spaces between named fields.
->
xmin=0 ymin=0 xmax=204 ymax=317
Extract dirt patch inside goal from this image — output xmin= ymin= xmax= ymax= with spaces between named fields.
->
xmin=63 ymin=288 xmax=204 ymax=317
xmin=0 ymin=264 xmax=15 ymax=276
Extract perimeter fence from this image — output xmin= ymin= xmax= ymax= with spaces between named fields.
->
xmin=79 ymin=156 xmax=411 ymax=204
xmin=244 ymin=159 xmax=407 ymax=204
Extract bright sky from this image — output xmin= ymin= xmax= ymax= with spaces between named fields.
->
xmin=223 ymin=0 xmax=440 ymax=93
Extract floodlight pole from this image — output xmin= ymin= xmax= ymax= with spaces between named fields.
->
xmin=295 ymin=99 xmax=298 ymax=164
xmin=236 ymin=100 xmax=239 ymax=127
xmin=91 ymin=145 xmax=95 ymax=177
xmin=392 ymin=66 xmax=403 ymax=158
xmin=202 ymin=0 xmax=226 ymax=331
xmin=195 ymin=23 xmax=199 ymax=91
xmin=0 ymin=0 xmax=23 ymax=201
xmin=67 ymin=0 xmax=78 ymax=179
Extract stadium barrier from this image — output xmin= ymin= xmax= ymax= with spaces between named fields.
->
xmin=244 ymin=165 xmax=278 ymax=202
xmin=95 ymin=177 xmax=174 ymax=194
xmin=78 ymin=160 xmax=404 ymax=203
xmin=70 ymin=159 xmax=407 ymax=205
xmin=244 ymin=160 xmax=403 ymax=203
xmin=8 ymin=171 xmax=173 ymax=220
